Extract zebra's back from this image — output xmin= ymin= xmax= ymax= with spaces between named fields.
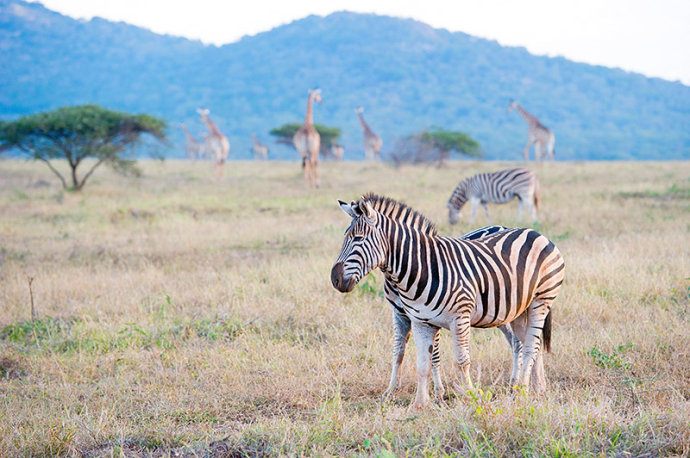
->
xmin=460 ymin=228 xmax=563 ymax=328
xmin=468 ymin=168 xmax=536 ymax=203
xmin=402 ymin=227 xmax=564 ymax=330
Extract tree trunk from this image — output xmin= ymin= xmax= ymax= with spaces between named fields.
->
xmin=71 ymin=164 xmax=79 ymax=190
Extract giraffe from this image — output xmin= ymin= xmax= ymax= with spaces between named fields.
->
xmin=293 ymin=88 xmax=322 ymax=188
xmin=179 ymin=124 xmax=205 ymax=161
xmin=356 ymin=107 xmax=382 ymax=160
xmin=197 ymin=108 xmax=230 ymax=179
xmin=507 ymin=100 xmax=555 ymax=162
xmin=251 ymin=133 xmax=268 ymax=160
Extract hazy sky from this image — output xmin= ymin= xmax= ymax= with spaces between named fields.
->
xmin=31 ymin=0 xmax=690 ymax=85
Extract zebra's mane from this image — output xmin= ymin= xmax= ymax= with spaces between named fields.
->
xmin=364 ymin=193 xmax=438 ymax=236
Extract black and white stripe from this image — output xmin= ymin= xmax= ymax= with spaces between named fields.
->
xmin=331 ymin=194 xmax=564 ymax=409
xmin=447 ymin=168 xmax=540 ymax=225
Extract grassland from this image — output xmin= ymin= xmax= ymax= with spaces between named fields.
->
xmin=0 ymin=159 xmax=688 ymax=456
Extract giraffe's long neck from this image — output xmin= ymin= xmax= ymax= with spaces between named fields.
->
xmin=516 ymin=105 xmax=540 ymax=128
xmin=358 ymin=112 xmax=374 ymax=136
xmin=181 ymin=126 xmax=198 ymax=144
xmin=305 ymin=93 xmax=316 ymax=125
xmin=203 ymin=116 xmax=223 ymax=138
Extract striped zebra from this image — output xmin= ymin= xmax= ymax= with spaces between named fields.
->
xmin=331 ymin=194 xmax=564 ymax=410
xmin=447 ymin=168 xmax=540 ymax=225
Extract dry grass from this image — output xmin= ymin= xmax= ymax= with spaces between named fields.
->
xmin=0 ymin=159 xmax=689 ymax=456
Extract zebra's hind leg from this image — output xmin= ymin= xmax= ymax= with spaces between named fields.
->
xmin=409 ymin=322 xmax=439 ymax=410
xmin=514 ymin=300 xmax=551 ymax=393
xmin=431 ymin=329 xmax=445 ymax=398
xmin=382 ymin=310 xmax=411 ymax=402
xmin=498 ymin=324 xmax=523 ymax=387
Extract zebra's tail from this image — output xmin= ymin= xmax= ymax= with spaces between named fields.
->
xmin=543 ymin=309 xmax=552 ymax=353
xmin=534 ymin=179 xmax=541 ymax=211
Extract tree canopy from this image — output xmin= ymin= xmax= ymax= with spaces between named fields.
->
xmin=391 ymin=128 xmax=481 ymax=166
xmin=269 ymin=123 xmax=342 ymax=157
xmin=0 ymin=104 xmax=167 ymax=190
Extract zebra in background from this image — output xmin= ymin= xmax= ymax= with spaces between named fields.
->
xmin=447 ymin=168 xmax=540 ymax=225
xmin=331 ymin=194 xmax=564 ymax=410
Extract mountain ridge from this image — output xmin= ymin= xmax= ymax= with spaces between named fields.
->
xmin=1 ymin=0 xmax=688 ymax=160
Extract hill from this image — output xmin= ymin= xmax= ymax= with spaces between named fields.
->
xmin=1 ymin=0 xmax=689 ymax=160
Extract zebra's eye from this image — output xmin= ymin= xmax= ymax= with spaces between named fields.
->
xmin=352 ymin=235 xmax=364 ymax=242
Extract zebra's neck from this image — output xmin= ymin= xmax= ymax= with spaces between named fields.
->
xmin=381 ymin=224 xmax=435 ymax=291
xmin=449 ymin=182 xmax=469 ymax=210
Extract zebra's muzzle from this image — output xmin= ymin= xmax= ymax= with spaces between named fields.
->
xmin=331 ymin=262 xmax=356 ymax=293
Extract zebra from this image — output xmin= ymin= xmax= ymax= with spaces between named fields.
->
xmin=418 ymin=224 xmax=530 ymax=401
xmin=331 ymin=194 xmax=564 ymax=410
xmin=447 ymin=168 xmax=540 ymax=225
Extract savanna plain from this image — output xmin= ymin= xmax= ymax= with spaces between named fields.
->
xmin=0 ymin=159 xmax=689 ymax=457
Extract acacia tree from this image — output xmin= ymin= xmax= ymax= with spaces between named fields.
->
xmin=0 ymin=104 xmax=167 ymax=191
xmin=269 ymin=122 xmax=342 ymax=158
xmin=391 ymin=128 xmax=481 ymax=166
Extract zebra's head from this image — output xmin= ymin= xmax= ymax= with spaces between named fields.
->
xmin=447 ymin=182 xmax=467 ymax=225
xmin=447 ymin=202 xmax=464 ymax=225
xmin=331 ymin=196 xmax=386 ymax=293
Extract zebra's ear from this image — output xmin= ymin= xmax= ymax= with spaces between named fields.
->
xmin=358 ymin=196 xmax=376 ymax=221
xmin=338 ymin=199 xmax=358 ymax=218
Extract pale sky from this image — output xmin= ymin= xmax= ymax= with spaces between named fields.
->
xmin=30 ymin=0 xmax=690 ymax=85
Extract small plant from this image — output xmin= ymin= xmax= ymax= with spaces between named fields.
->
xmin=587 ymin=343 xmax=643 ymax=408
xmin=587 ymin=344 xmax=633 ymax=370
xmin=356 ymin=273 xmax=383 ymax=298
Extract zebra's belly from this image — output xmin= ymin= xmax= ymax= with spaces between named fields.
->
xmin=398 ymin=298 xmax=460 ymax=330
xmin=470 ymin=293 xmax=529 ymax=328
xmin=398 ymin=292 xmax=529 ymax=329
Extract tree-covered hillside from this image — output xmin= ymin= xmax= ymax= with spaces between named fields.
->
xmin=1 ymin=0 xmax=688 ymax=160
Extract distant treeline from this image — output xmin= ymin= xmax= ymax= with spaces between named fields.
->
xmin=1 ymin=0 xmax=689 ymax=160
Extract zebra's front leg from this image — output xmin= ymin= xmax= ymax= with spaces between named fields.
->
xmin=382 ymin=309 xmax=411 ymax=401
xmin=469 ymin=198 xmax=480 ymax=225
xmin=450 ymin=311 xmax=473 ymax=394
xmin=409 ymin=322 xmax=439 ymax=410
xmin=482 ymin=203 xmax=491 ymax=223
xmin=431 ymin=329 xmax=445 ymax=398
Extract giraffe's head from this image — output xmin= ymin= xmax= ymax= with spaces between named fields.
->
xmin=507 ymin=100 xmax=519 ymax=113
xmin=309 ymin=88 xmax=322 ymax=104
xmin=197 ymin=108 xmax=210 ymax=120
xmin=331 ymin=196 xmax=386 ymax=293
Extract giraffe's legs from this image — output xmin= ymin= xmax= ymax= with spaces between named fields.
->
xmin=523 ymin=139 xmax=534 ymax=162
xmin=313 ymin=157 xmax=320 ymax=188
xmin=534 ymin=142 xmax=543 ymax=162
xmin=303 ymin=160 xmax=312 ymax=187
